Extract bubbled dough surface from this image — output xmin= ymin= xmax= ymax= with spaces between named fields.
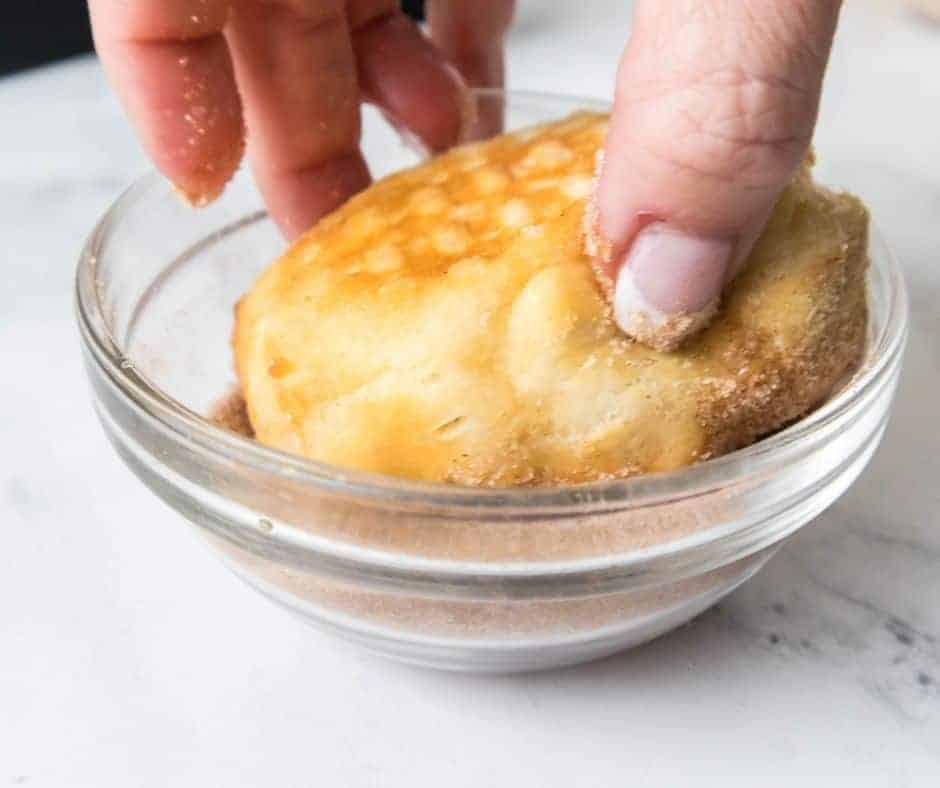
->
xmin=234 ymin=113 xmax=869 ymax=487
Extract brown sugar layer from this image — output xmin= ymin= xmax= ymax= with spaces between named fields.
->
xmin=209 ymin=388 xmax=253 ymax=437
xmin=233 ymin=112 xmax=869 ymax=487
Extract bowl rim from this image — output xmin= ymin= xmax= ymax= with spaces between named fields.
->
xmin=75 ymin=88 xmax=910 ymax=519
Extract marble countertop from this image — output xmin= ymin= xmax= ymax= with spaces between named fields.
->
xmin=2 ymin=1 xmax=938 ymax=785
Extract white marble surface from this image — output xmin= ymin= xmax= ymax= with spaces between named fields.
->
xmin=2 ymin=1 xmax=939 ymax=785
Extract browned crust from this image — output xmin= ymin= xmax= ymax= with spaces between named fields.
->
xmin=698 ymin=211 xmax=869 ymax=459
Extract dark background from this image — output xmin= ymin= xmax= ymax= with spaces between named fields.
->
xmin=1 ymin=1 xmax=426 ymax=77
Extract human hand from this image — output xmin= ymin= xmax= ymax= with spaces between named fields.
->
xmin=589 ymin=0 xmax=843 ymax=350
xmin=89 ymin=0 xmax=514 ymax=238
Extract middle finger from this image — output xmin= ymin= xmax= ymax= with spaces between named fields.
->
xmin=226 ymin=0 xmax=370 ymax=238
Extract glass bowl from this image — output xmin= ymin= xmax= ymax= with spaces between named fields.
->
xmin=76 ymin=91 xmax=908 ymax=673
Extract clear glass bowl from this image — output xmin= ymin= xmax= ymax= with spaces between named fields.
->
xmin=76 ymin=91 xmax=908 ymax=672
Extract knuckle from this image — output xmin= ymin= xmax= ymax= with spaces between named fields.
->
xmin=345 ymin=0 xmax=398 ymax=30
xmin=629 ymin=68 xmax=813 ymax=188
xmin=428 ymin=0 xmax=515 ymax=46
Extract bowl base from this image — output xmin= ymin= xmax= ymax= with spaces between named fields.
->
xmin=233 ymin=556 xmax=771 ymax=674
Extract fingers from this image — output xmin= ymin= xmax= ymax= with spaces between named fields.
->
xmin=351 ymin=4 xmax=468 ymax=153
xmin=225 ymin=0 xmax=370 ymax=239
xmin=426 ymin=0 xmax=515 ymax=88
xmin=88 ymin=0 xmax=244 ymax=204
xmin=590 ymin=0 xmax=842 ymax=350
xmin=426 ymin=0 xmax=516 ymax=138
xmin=91 ymin=0 xmax=514 ymax=237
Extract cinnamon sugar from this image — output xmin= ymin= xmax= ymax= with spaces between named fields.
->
xmin=209 ymin=388 xmax=253 ymax=437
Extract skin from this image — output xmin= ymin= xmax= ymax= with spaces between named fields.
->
xmin=90 ymin=0 xmax=840 ymax=331
xmin=595 ymin=1 xmax=843 ymax=290
xmin=89 ymin=0 xmax=515 ymax=238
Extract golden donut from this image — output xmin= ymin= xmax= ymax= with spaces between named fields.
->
xmin=233 ymin=112 xmax=868 ymax=486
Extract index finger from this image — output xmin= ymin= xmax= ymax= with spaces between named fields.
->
xmin=88 ymin=0 xmax=245 ymax=204
xmin=224 ymin=0 xmax=371 ymax=239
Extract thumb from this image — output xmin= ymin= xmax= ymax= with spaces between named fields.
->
xmin=589 ymin=0 xmax=842 ymax=350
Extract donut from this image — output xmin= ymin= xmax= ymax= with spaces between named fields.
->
xmin=234 ymin=112 xmax=868 ymax=486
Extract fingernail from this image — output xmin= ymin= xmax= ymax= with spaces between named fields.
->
xmin=173 ymin=180 xmax=223 ymax=209
xmin=449 ymin=68 xmax=479 ymax=144
xmin=431 ymin=57 xmax=479 ymax=145
xmin=613 ymin=224 xmax=734 ymax=350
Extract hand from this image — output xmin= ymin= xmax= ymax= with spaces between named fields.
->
xmin=89 ymin=0 xmax=514 ymax=238
xmin=590 ymin=0 xmax=842 ymax=350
